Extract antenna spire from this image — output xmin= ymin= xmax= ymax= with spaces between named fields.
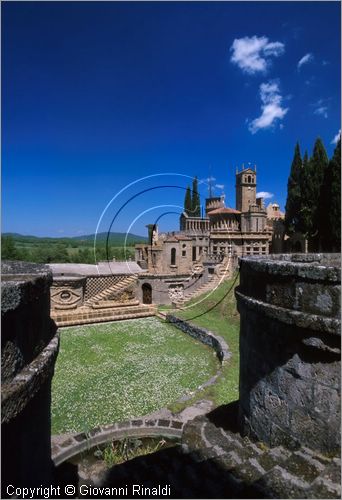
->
xmin=208 ymin=164 xmax=213 ymax=198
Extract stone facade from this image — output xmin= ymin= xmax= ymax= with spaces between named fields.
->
xmin=1 ymin=261 xmax=59 ymax=494
xmin=235 ymin=254 xmax=341 ymax=454
xmin=137 ymin=273 xmax=209 ymax=305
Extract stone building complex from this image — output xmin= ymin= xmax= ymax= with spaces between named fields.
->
xmin=135 ymin=167 xmax=285 ymax=275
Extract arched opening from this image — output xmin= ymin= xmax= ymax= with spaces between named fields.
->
xmin=248 ymin=175 xmax=251 ymax=183
xmin=142 ymin=283 xmax=152 ymax=304
xmin=171 ymin=247 xmax=176 ymax=266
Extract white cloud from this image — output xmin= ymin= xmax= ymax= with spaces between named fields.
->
xmin=230 ymin=36 xmax=285 ymax=74
xmin=215 ymin=184 xmax=225 ymax=190
xmin=257 ymin=191 xmax=274 ymax=200
xmin=248 ymin=80 xmax=289 ymax=134
xmin=297 ymin=53 xmax=314 ymax=70
xmin=314 ymin=106 xmax=328 ymax=119
xmin=331 ymin=129 xmax=341 ymax=145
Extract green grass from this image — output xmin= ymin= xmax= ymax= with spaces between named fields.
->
xmin=165 ymin=274 xmax=240 ymax=412
xmin=51 ymin=317 xmax=218 ymax=434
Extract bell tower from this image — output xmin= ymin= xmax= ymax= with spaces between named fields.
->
xmin=235 ymin=166 xmax=257 ymax=212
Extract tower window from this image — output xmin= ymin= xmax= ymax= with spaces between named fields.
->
xmin=248 ymin=175 xmax=251 ymax=183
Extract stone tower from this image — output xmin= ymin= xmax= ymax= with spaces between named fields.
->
xmin=235 ymin=167 xmax=257 ymax=212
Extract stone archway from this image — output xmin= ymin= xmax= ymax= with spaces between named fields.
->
xmin=142 ymin=283 xmax=152 ymax=304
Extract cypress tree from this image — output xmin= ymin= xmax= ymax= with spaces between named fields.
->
xmin=285 ymin=142 xmax=302 ymax=234
xmin=191 ymin=176 xmax=201 ymax=217
xmin=311 ymin=138 xmax=329 ymax=242
xmin=184 ymin=186 xmax=192 ymax=215
xmin=318 ymin=137 xmax=341 ymax=250
xmin=300 ymin=138 xmax=328 ymax=243
xmin=298 ymin=151 xmax=310 ymax=234
xmin=329 ymin=137 xmax=341 ymax=249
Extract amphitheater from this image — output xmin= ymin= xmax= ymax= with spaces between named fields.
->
xmin=1 ymin=253 xmax=341 ymax=499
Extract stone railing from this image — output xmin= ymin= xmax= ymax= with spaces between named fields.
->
xmin=203 ymin=253 xmax=224 ymax=264
xmin=235 ymin=253 xmax=341 ymax=454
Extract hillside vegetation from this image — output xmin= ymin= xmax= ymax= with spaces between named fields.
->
xmin=1 ymin=232 xmax=146 ymax=264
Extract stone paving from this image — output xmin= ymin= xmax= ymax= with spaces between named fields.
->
xmin=52 ymin=408 xmax=341 ymax=498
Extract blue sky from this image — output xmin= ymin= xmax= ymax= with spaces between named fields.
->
xmin=2 ymin=1 xmax=341 ymax=237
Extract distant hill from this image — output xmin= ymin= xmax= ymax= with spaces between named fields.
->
xmin=2 ymin=232 xmax=147 ymax=246
xmin=72 ymin=232 xmax=147 ymax=245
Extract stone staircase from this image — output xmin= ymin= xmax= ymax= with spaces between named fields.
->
xmin=84 ymin=274 xmax=138 ymax=307
xmin=75 ymin=413 xmax=340 ymax=498
xmin=179 ymin=415 xmax=341 ymax=499
xmin=173 ymin=258 xmax=231 ymax=308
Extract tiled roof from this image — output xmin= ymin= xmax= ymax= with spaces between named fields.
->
xmin=207 ymin=207 xmax=241 ymax=215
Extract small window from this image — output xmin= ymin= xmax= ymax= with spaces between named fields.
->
xmin=182 ymin=251 xmax=186 ymax=257
xmin=171 ymin=248 xmax=176 ymax=265
xmin=248 ymin=175 xmax=251 ymax=183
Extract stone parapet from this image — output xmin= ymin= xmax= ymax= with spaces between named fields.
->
xmin=1 ymin=261 xmax=59 ymax=492
xmin=52 ymin=417 xmax=184 ymax=466
xmin=235 ymin=254 xmax=341 ymax=454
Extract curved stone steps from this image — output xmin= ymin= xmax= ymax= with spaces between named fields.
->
xmin=52 ymin=413 xmax=340 ymax=498
xmin=182 ymin=415 xmax=341 ymax=499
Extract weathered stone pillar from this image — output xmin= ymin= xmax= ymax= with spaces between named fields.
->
xmin=235 ymin=254 xmax=340 ymax=454
xmin=1 ymin=262 xmax=59 ymax=495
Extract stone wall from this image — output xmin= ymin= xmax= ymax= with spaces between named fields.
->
xmin=137 ymin=273 xmax=208 ymax=305
xmin=166 ymin=314 xmax=230 ymax=363
xmin=1 ymin=261 xmax=59 ymax=494
xmin=235 ymin=254 xmax=341 ymax=454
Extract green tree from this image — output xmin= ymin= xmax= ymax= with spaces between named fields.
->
xmin=311 ymin=138 xmax=329 ymax=237
xmin=1 ymin=235 xmax=19 ymax=260
xmin=17 ymin=246 xmax=31 ymax=262
xmin=53 ymin=244 xmax=70 ymax=263
xmin=285 ymin=143 xmax=302 ymax=234
xmin=191 ymin=176 xmax=201 ymax=217
xmin=78 ymin=247 xmax=93 ymax=264
xmin=318 ymin=137 xmax=341 ymax=250
xmin=184 ymin=186 xmax=192 ymax=215
xmin=300 ymin=138 xmax=328 ymax=244
xmin=298 ymin=151 xmax=310 ymax=234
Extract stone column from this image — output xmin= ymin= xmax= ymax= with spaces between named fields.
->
xmin=235 ymin=254 xmax=341 ymax=454
xmin=1 ymin=262 xmax=59 ymax=494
